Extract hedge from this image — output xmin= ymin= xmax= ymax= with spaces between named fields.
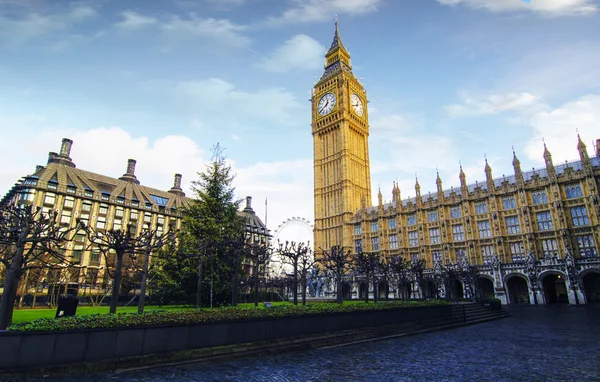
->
xmin=8 ymin=300 xmax=449 ymax=332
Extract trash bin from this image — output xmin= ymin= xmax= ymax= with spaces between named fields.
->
xmin=55 ymin=295 xmax=78 ymax=318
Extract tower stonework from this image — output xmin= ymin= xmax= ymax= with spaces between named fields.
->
xmin=312 ymin=22 xmax=372 ymax=255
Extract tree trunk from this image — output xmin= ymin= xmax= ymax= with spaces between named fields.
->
xmin=292 ymin=262 xmax=298 ymax=305
xmin=336 ymin=275 xmax=343 ymax=304
xmin=301 ymin=272 xmax=307 ymax=306
xmin=0 ymin=261 xmax=22 ymax=330
xmin=137 ymin=248 xmax=151 ymax=313
xmin=196 ymin=255 xmax=203 ymax=309
xmin=109 ymin=251 xmax=125 ymax=314
xmin=231 ymin=251 xmax=239 ymax=307
xmin=372 ymin=277 xmax=378 ymax=304
xmin=253 ymin=269 xmax=259 ymax=307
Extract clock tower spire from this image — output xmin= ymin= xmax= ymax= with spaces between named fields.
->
xmin=312 ymin=20 xmax=371 ymax=256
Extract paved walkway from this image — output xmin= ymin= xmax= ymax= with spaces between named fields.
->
xmin=35 ymin=305 xmax=600 ymax=381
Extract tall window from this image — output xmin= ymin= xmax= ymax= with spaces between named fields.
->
xmin=98 ymin=203 xmax=109 ymax=215
xmin=354 ymin=224 xmax=362 ymax=235
xmin=477 ymin=220 xmax=491 ymax=238
xmin=410 ymin=253 xmax=420 ymax=263
xmin=96 ymin=216 xmax=106 ymax=230
xmin=532 ymin=191 xmax=547 ymax=205
xmin=44 ymin=192 xmax=56 ymax=206
xmin=571 ymin=206 xmax=589 ymax=226
xmin=389 ymin=234 xmax=398 ymax=249
xmin=355 ymin=239 xmax=362 ymax=253
xmin=452 ymin=224 xmax=465 ymax=241
xmin=115 ymin=207 xmax=124 ymax=218
xmin=577 ymin=235 xmax=597 ymax=257
xmin=90 ymin=249 xmax=101 ymax=265
xmin=541 ymin=239 xmax=558 ymax=258
xmin=60 ymin=210 xmax=72 ymax=225
xmin=81 ymin=201 xmax=92 ymax=212
xmin=566 ymin=184 xmax=582 ymax=199
xmin=455 ymin=248 xmax=466 ymax=261
xmin=482 ymin=245 xmax=495 ymax=265
xmin=502 ymin=197 xmax=516 ymax=210
xmin=427 ymin=211 xmax=438 ymax=222
xmin=450 ymin=206 xmax=461 ymax=219
xmin=18 ymin=189 xmax=36 ymax=203
xmin=475 ymin=202 xmax=488 ymax=215
xmin=510 ymin=242 xmax=525 ymax=263
xmin=505 ymin=216 xmax=521 ymax=235
xmin=63 ymin=196 xmax=75 ymax=209
xmin=407 ymin=215 xmax=417 ymax=226
xmin=432 ymin=250 xmax=443 ymax=263
xmin=388 ymin=218 xmax=396 ymax=229
xmin=370 ymin=221 xmax=378 ymax=232
xmin=429 ymin=228 xmax=441 ymax=244
xmin=130 ymin=210 xmax=139 ymax=221
xmin=536 ymin=211 xmax=553 ymax=231
xmin=408 ymin=231 xmax=418 ymax=247
xmin=371 ymin=237 xmax=380 ymax=251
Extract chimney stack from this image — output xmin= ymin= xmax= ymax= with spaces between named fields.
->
xmin=60 ymin=138 xmax=73 ymax=158
xmin=119 ymin=159 xmax=140 ymax=184
xmin=168 ymin=173 xmax=185 ymax=196
xmin=126 ymin=159 xmax=136 ymax=175
xmin=35 ymin=165 xmax=44 ymax=173
xmin=243 ymin=196 xmax=255 ymax=213
xmin=597 ymin=139 xmax=600 ymax=156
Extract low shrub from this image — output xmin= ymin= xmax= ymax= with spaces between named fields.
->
xmin=8 ymin=300 xmax=449 ymax=332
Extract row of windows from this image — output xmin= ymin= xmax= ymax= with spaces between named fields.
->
xmin=353 ymin=235 xmax=597 ymax=261
xmin=355 ymin=207 xmax=590 ymax=239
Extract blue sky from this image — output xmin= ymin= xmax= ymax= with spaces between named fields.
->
xmin=1 ymin=0 xmax=599 ymax=235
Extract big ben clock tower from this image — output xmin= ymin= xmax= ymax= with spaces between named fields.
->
xmin=312 ymin=21 xmax=372 ymax=256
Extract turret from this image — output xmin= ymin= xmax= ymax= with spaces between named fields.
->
xmin=512 ymin=148 xmax=524 ymax=188
xmin=484 ymin=157 xmax=495 ymax=192
xmin=459 ymin=163 xmax=468 ymax=195
xmin=378 ymin=187 xmax=383 ymax=206
xmin=415 ymin=175 xmax=422 ymax=207
xmin=577 ymin=133 xmax=592 ymax=174
xmin=543 ymin=141 xmax=556 ymax=181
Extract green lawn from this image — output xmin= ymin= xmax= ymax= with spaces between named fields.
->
xmin=11 ymin=300 xmax=404 ymax=324
xmin=11 ymin=305 xmax=191 ymax=324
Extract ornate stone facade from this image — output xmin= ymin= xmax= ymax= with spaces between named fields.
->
xmin=313 ymin=24 xmax=600 ymax=305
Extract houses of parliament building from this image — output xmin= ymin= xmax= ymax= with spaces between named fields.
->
xmin=312 ymin=22 xmax=600 ymax=305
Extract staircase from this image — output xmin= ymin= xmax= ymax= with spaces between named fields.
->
xmin=451 ymin=302 xmax=511 ymax=324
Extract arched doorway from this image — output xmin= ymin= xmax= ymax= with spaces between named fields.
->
xmin=341 ymin=283 xmax=352 ymax=300
xmin=377 ymin=281 xmax=389 ymax=299
xmin=542 ymin=273 xmax=568 ymax=304
xmin=506 ymin=275 xmax=530 ymax=304
xmin=476 ymin=277 xmax=495 ymax=300
xmin=423 ymin=280 xmax=437 ymax=299
xmin=358 ymin=282 xmax=368 ymax=300
xmin=398 ymin=283 xmax=411 ymax=300
xmin=582 ymin=272 xmax=600 ymax=304
xmin=453 ymin=279 xmax=463 ymax=300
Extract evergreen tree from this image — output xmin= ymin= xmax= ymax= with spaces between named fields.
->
xmin=154 ymin=144 xmax=245 ymax=307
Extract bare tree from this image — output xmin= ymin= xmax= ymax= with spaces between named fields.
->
xmin=0 ymin=205 xmax=81 ymax=329
xmin=245 ymin=241 xmax=271 ymax=307
xmin=410 ymin=259 xmax=427 ymax=299
xmin=354 ymin=252 xmax=381 ymax=303
xmin=277 ymin=241 xmax=304 ymax=305
xmin=88 ymin=224 xmax=146 ymax=314
xmin=297 ymin=244 xmax=316 ymax=306
xmin=389 ymin=255 xmax=411 ymax=301
xmin=378 ymin=257 xmax=392 ymax=301
xmin=318 ymin=245 xmax=353 ymax=304
xmin=137 ymin=228 xmax=176 ymax=313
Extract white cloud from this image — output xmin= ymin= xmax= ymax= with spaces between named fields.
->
xmin=525 ymin=94 xmax=600 ymax=164
xmin=161 ymin=15 xmax=250 ymax=47
xmin=0 ymin=4 xmax=97 ymax=46
xmin=438 ymin=0 xmax=597 ymax=17
xmin=267 ymin=0 xmax=381 ymax=25
xmin=174 ymin=77 xmax=304 ymax=127
xmin=444 ymin=91 xmax=543 ymax=117
xmin=114 ymin=11 xmax=158 ymax=29
xmin=258 ymin=34 xmax=325 ymax=73
xmin=0 ymin=117 xmax=313 ymax=238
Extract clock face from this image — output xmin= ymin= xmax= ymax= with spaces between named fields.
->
xmin=318 ymin=93 xmax=336 ymax=116
xmin=351 ymin=94 xmax=364 ymax=116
